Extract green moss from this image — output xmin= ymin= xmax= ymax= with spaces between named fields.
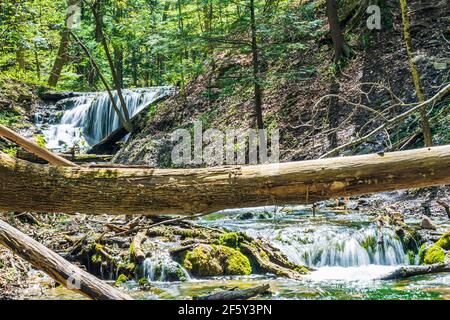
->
xmin=418 ymin=243 xmax=427 ymax=264
xmin=215 ymin=232 xmax=240 ymax=248
xmin=423 ymin=245 xmax=445 ymax=265
xmin=1 ymin=147 xmax=17 ymax=157
xmin=436 ymin=232 xmax=450 ymax=250
xmin=360 ymin=235 xmax=377 ymax=252
xmin=115 ymin=274 xmax=128 ymax=286
xmin=33 ymin=134 xmax=46 ymax=148
xmin=91 ymin=253 xmax=102 ymax=264
xmin=406 ymin=250 xmax=416 ymax=265
xmin=182 ymin=245 xmax=252 ymax=277
xmin=293 ymin=265 xmax=310 ymax=274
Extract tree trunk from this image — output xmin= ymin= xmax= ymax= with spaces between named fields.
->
xmin=379 ymin=263 xmax=450 ymax=280
xmin=1 ymin=146 xmax=450 ymax=216
xmin=0 ymin=219 xmax=132 ymax=300
xmin=399 ymin=0 xmax=433 ymax=147
xmin=326 ymin=0 xmax=349 ymax=61
xmin=48 ymin=0 xmax=78 ymax=87
xmin=250 ymin=0 xmax=264 ymax=130
xmin=92 ymin=0 xmax=132 ymax=131
xmin=194 ymin=284 xmax=270 ymax=300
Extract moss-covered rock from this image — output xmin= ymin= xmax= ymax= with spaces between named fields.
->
xmin=214 ymin=232 xmax=240 ymax=248
xmin=182 ymin=244 xmax=252 ymax=277
xmin=436 ymin=232 xmax=450 ymax=250
xmin=423 ymin=245 xmax=445 ymax=264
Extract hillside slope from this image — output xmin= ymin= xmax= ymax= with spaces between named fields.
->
xmin=112 ymin=0 xmax=449 ymax=166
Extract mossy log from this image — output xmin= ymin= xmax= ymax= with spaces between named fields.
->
xmin=1 ymin=146 xmax=450 ymax=215
xmin=193 ymin=284 xmax=271 ymax=300
xmin=0 ymin=219 xmax=132 ymax=300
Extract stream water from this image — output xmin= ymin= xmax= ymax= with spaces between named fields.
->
xmin=30 ymin=206 xmax=450 ymax=300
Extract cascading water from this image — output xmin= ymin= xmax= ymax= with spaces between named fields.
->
xmin=197 ymin=206 xmax=412 ymax=281
xmin=37 ymin=87 xmax=174 ymax=152
xmin=142 ymin=253 xmax=191 ymax=282
xmin=272 ymin=226 xmax=407 ymax=268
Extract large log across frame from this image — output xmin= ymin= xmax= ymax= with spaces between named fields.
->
xmin=1 ymin=145 xmax=450 ymax=216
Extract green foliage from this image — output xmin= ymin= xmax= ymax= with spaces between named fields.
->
xmin=33 ymin=134 xmax=46 ymax=148
xmin=1 ymin=147 xmax=18 ymax=157
xmin=115 ymin=274 xmax=128 ymax=286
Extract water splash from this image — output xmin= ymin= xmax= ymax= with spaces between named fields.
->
xmin=38 ymin=87 xmax=173 ymax=152
xmin=272 ymin=226 xmax=407 ymax=268
xmin=143 ymin=255 xmax=191 ymax=282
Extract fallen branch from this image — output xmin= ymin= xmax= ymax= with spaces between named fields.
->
xmin=193 ymin=284 xmax=271 ymax=300
xmin=378 ymin=263 xmax=450 ymax=280
xmin=1 ymin=145 xmax=450 ymax=215
xmin=320 ymin=84 xmax=450 ymax=158
xmin=0 ymin=124 xmax=77 ymax=167
xmin=0 ymin=219 xmax=132 ymax=300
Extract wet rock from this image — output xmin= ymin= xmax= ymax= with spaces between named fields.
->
xmin=420 ymin=216 xmax=436 ymax=230
xmin=180 ymin=244 xmax=252 ymax=277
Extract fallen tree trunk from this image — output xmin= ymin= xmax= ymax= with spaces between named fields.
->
xmin=0 ymin=219 xmax=132 ymax=300
xmin=16 ymin=150 xmax=112 ymax=164
xmin=0 ymin=124 xmax=77 ymax=167
xmin=193 ymin=284 xmax=271 ymax=300
xmin=378 ymin=263 xmax=450 ymax=280
xmin=1 ymin=145 xmax=450 ymax=215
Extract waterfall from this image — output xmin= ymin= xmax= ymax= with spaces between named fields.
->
xmin=142 ymin=255 xmax=191 ymax=282
xmin=272 ymin=226 xmax=407 ymax=268
xmin=38 ymin=87 xmax=174 ymax=152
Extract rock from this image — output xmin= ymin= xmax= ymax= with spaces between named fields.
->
xmin=181 ymin=244 xmax=252 ymax=277
xmin=420 ymin=216 xmax=436 ymax=230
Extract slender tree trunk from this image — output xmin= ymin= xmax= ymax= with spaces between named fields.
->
xmin=48 ymin=0 xmax=78 ymax=87
xmin=250 ymin=0 xmax=264 ymax=130
xmin=326 ymin=0 xmax=349 ymax=61
xmin=70 ymin=32 xmax=130 ymax=131
xmin=92 ymin=0 xmax=132 ymax=131
xmin=1 ymin=145 xmax=450 ymax=216
xmin=399 ymin=0 xmax=433 ymax=147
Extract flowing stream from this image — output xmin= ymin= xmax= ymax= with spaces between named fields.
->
xmin=36 ymin=87 xmax=173 ymax=152
xmin=30 ymin=207 xmax=449 ymax=300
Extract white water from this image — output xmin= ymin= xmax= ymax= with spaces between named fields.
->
xmin=39 ymin=87 xmax=173 ymax=152
xmin=273 ymin=226 xmax=407 ymax=268
xmin=143 ymin=255 xmax=191 ymax=282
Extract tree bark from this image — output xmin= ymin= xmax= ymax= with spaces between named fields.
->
xmin=48 ymin=0 xmax=78 ymax=87
xmin=378 ymin=263 xmax=450 ymax=280
xmin=326 ymin=0 xmax=350 ymax=61
xmin=0 ymin=219 xmax=132 ymax=300
xmin=92 ymin=0 xmax=132 ymax=132
xmin=1 ymin=146 xmax=450 ymax=215
xmin=250 ymin=0 xmax=264 ymax=130
xmin=0 ymin=124 xmax=77 ymax=167
xmin=399 ymin=0 xmax=433 ymax=147
xmin=193 ymin=284 xmax=270 ymax=300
